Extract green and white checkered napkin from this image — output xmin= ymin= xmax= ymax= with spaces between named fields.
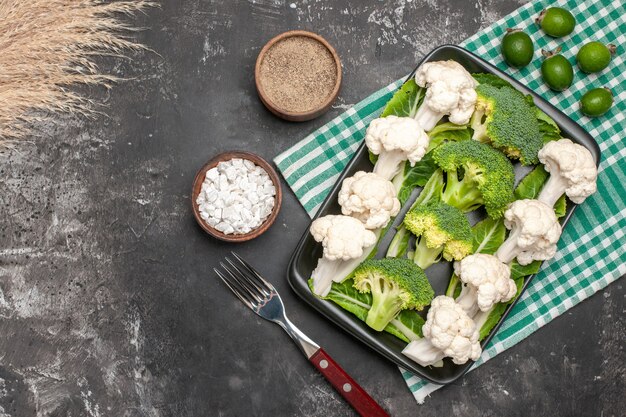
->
xmin=274 ymin=0 xmax=626 ymax=404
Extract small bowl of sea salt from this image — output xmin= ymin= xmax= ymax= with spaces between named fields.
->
xmin=192 ymin=151 xmax=282 ymax=242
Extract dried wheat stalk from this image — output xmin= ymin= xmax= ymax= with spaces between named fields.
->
xmin=0 ymin=0 xmax=152 ymax=145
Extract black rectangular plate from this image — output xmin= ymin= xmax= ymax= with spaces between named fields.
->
xmin=287 ymin=45 xmax=601 ymax=385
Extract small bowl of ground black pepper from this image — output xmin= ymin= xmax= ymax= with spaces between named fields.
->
xmin=255 ymin=30 xmax=342 ymax=122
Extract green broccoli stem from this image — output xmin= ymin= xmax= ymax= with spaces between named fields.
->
xmin=387 ymin=225 xmax=411 ymax=258
xmin=365 ymin=277 xmax=407 ymax=331
xmin=412 ymin=236 xmax=442 ymax=270
xmin=387 ymin=170 xmax=444 ymax=258
xmin=470 ymin=108 xmax=488 ymax=141
xmin=445 ymin=273 xmax=461 ymax=298
xmin=440 ymin=170 xmax=483 ymax=212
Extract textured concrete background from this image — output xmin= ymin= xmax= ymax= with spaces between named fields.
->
xmin=0 ymin=0 xmax=624 ymax=416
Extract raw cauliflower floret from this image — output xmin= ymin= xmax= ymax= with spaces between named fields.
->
xmin=364 ymin=115 xmax=430 ymax=180
xmin=495 ymin=199 xmax=562 ymax=265
xmin=338 ymin=171 xmax=401 ymax=229
xmin=538 ymin=138 xmax=598 ymax=206
xmin=309 ymin=215 xmax=377 ymax=297
xmin=414 ymin=60 xmax=478 ymax=130
xmin=454 ymin=253 xmax=517 ymax=317
xmin=402 ymin=295 xmax=481 ymax=366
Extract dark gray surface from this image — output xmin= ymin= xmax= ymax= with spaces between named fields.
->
xmin=0 ymin=1 xmax=623 ymax=416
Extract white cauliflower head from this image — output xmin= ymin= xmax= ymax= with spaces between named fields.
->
xmin=538 ymin=138 xmax=598 ymax=206
xmin=414 ymin=60 xmax=478 ymax=130
xmin=495 ymin=199 xmax=562 ymax=265
xmin=364 ymin=115 xmax=430 ymax=180
xmin=422 ymin=295 xmax=481 ymax=365
xmin=454 ymin=253 xmax=516 ymax=314
xmin=310 ymin=215 xmax=377 ymax=261
xmin=309 ymin=215 xmax=378 ymax=297
xmin=338 ymin=171 xmax=401 ymax=229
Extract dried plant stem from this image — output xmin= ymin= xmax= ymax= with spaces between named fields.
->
xmin=0 ymin=0 xmax=152 ymax=145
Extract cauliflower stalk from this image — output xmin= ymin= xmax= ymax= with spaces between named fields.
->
xmin=454 ymin=254 xmax=517 ymax=317
xmin=537 ymin=138 xmax=598 ymax=207
xmin=495 ymin=199 xmax=562 ymax=265
xmin=414 ymin=60 xmax=478 ymax=131
xmin=364 ymin=115 xmax=430 ymax=181
xmin=309 ymin=215 xmax=378 ymax=297
xmin=338 ymin=171 xmax=401 ymax=230
xmin=402 ymin=296 xmax=481 ymax=366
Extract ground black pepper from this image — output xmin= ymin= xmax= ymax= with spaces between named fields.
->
xmin=258 ymin=36 xmax=338 ymax=113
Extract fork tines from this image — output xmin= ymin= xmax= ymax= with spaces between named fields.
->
xmin=214 ymin=252 xmax=274 ymax=310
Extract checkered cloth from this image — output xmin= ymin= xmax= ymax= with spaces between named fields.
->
xmin=274 ymin=0 xmax=625 ymax=404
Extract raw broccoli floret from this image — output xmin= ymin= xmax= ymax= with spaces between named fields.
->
xmin=387 ymin=170 xmax=445 ymax=258
xmin=353 ymin=258 xmax=434 ymax=331
xmin=403 ymin=202 xmax=473 ymax=269
xmin=470 ymin=84 xmax=543 ymax=165
xmin=433 ymin=140 xmax=515 ymax=218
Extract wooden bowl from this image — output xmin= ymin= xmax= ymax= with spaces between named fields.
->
xmin=191 ymin=151 xmax=282 ymax=242
xmin=255 ymin=30 xmax=342 ymax=122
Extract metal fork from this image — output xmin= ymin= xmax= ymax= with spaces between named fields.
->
xmin=215 ymin=252 xmax=389 ymax=417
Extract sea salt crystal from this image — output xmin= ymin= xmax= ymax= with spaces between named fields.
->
xmin=205 ymin=167 xmax=219 ymax=182
xmin=196 ymin=158 xmax=276 ymax=235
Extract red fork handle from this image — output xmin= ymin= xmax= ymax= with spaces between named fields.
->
xmin=310 ymin=348 xmax=390 ymax=417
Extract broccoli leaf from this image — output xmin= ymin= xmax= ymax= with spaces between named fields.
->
xmin=387 ymin=224 xmax=412 ymax=258
xmin=322 ymin=278 xmax=371 ymax=321
xmin=515 ymin=166 xmax=568 ymax=218
xmin=445 ymin=273 xmax=462 ymax=298
xmin=395 ymin=153 xmax=439 ymax=204
xmin=380 ymin=78 xmax=425 ymax=118
xmin=536 ymin=108 xmax=561 ymax=144
xmin=478 ymin=301 xmax=507 ymax=340
xmin=427 ymin=123 xmax=471 ymax=151
xmin=472 ymin=73 xmax=513 ymax=88
xmin=413 ymin=169 xmax=445 ymax=206
xmin=510 ymin=260 xmax=542 ymax=280
xmin=554 ymin=195 xmax=567 ymax=218
xmin=316 ymin=279 xmax=423 ymax=343
xmin=390 ymin=310 xmax=425 ymax=341
xmin=472 ymin=216 xmax=507 ymax=255
xmin=515 ymin=165 xmax=549 ymax=200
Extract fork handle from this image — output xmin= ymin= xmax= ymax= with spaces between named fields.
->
xmin=310 ymin=348 xmax=390 ymax=417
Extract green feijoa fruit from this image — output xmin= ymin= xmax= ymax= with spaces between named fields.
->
xmin=577 ymin=42 xmax=616 ymax=73
xmin=580 ymin=88 xmax=613 ymax=117
xmin=501 ymin=29 xmax=534 ymax=68
xmin=537 ymin=7 xmax=576 ymax=37
xmin=541 ymin=49 xmax=574 ymax=91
